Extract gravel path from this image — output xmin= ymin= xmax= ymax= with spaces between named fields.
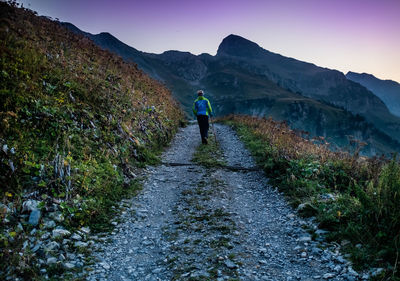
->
xmin=87 ymin=124 xmax=361 ymax=281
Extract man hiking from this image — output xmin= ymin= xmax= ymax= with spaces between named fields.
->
xmin=193 ymin=90 xmax=213 ymax=144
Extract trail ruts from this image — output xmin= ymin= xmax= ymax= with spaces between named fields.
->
xmin=87 ymin=124 xmax=358 ymax=281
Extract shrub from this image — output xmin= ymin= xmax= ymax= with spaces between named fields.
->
xmin=0 ymin=2 xmax=184 ymax=278
xmin=221 ymin=115 xmax=399 ymax=277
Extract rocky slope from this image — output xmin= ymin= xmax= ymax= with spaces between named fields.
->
xmin=62 ymin=25 xmax=400 ymax=155
xmin=215 ymin=35 xmax=400 ymax=143
xmin=346 ymin=71 xmax=400 ymax=117
xmin=0 ymin=3 xmax=183 ymax=279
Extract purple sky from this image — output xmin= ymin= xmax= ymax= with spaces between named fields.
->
xmin=18 ymin=0 xmax=400 ymax=83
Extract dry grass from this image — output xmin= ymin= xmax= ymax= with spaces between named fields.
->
xmin=222 ymin=115 xmax=386 ymax=181
xmin=0 ymin=2 xmax=184 ymax=279
xmin=221 ymin=115 xmax=399 ymax=278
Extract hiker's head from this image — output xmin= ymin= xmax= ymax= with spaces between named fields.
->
xmin=197 ymin=90 xmax=204 ymax=96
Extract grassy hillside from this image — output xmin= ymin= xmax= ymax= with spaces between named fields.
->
xmin=222 ymin=115 xmax=400 ymax=280
xmin=0 ymin=2 xmax=183 ymax=279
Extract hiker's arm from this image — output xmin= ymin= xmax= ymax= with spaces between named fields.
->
xmin=207 ymin=100 xmax=212 ymax=116
xmin=192 ymin=102 xmax=197 ymax=116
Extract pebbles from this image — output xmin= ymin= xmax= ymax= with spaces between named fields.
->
xmin=88 ymin=125 xmax=201 ymax=280
xmin=323 ymin=273 xmax=336 ymax=279
xmin=299 ymin=236 xmax=312 ymax=242
xmin=52 ymin=228 xmax=71 ymax=239
xmin=3 ymin=198 xmax=95 ymax=280
xmin=86 ymin=125 xmax=362 ymax=281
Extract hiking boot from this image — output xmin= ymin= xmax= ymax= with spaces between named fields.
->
xmin=202 ymin=138 xmax=208 ymax=144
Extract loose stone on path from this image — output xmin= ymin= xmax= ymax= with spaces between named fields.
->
xmin=86 ymin=124 xmax=359 ymax=281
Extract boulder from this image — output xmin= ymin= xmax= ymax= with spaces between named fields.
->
xmin=47 ymin=257 xmax=57 ymax=265
xmin=74 ymin=241 xmax=88 ymax=248
xmin=80 ymin=227 xmax=90 ymax=234
xmin=323 ymin=273 xmax=335 ymax=279
xmin=41 ymin=232 xmax=51 ymax=240
xmin=44 ymin=241 xmax=60 ymax=252
xmin=298 ymin=236 xmax=312 ymax=242
xmin=64 ymin=262 xmax=75 ymax=269
xmin=48 ymin=211 xmax=64 ymax=223
xmin=0 ymin=203 xmax=11 ymax=218
xmin=22 ymin=200 xmax=39 ymax=213
xmin=28 ymin=209 xmax=41 ymax=226
xmin=320 ymin=193 xmax=337 ymax=201
xmin=297 ymin=202 xmax=318 ymax=217
xmin=52 ymin=229 xmax=71 ymax=239
xmin=224 ymin=260 xmax=238 ymax=269
xmin=43 ymin=220 xmax=56 ymax=229
xmin=71 ymin=233 xmax=82 ymax=241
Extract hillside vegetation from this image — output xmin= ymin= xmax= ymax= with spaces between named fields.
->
xmin=222 ymin=115 xmax=400 ymax=280
xmin=0 ymin=2 xmax=183 ymax=279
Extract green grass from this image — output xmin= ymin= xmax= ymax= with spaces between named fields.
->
xmin=222 ymin=115 xmax=400 ymax=280
xmin=168 ymin=172 xmax=239 ymax=281
xmin=191 ymin=131 xmax=226 ymax=168
xmin=0 ymin=3 xmax=184 ymax=279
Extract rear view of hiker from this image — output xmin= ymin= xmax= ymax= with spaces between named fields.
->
xmin=193 ymin=90 xmax=213 ymax=144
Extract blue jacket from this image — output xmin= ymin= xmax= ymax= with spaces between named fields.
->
xmin=193 ymin=96 xmax=212 ymax=116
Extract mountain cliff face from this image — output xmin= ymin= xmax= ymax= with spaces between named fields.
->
xmin=215 ymin=35 xmax=400 ymax=141
xmin=346 ymin=71 xmax=400 ymax=117
xmin=62 ymin=25 xmax=400 ymax=155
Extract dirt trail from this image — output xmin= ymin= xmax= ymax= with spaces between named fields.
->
xmin=87 ymin=124 xmax=358 ymax=281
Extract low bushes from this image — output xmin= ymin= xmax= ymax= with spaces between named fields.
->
xmin=222 ymin=115 xmax=399 ymax=279
xmin=0 ymin=2 xmax=184 ymax=279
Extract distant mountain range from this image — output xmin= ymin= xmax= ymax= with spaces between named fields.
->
xmin=346 ymin=71 xmax=400 ymax=117
xmin=61 ymin=22 xmax=400 ymax=155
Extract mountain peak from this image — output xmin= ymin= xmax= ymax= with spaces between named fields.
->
xmin=347 ymin=71 xmax=376 ymax=80
xmin=217 ymin=34 xmax=263 ymax=58
xmin=222 ymin=34 xmax=252 ymax=43
xmin=347 ymin=71 xmax=400 ymax=85
xmin=96 ymin=32 xmax=121 ymax=43
xmin=98 ymin=31 xmax=113 ymax=37
xmin=159 ymin=50 xmax=196 ymax=62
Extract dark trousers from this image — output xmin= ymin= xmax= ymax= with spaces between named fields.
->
xmin=197 ymin=115 xmax=209 ymax=141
